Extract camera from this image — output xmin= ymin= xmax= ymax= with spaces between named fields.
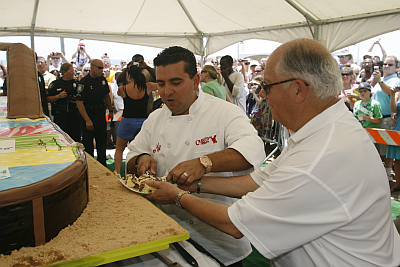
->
xmin=395 ymin=86 xmax=400 ymax=92
xmin=80 ymin=46 xmax=84 ymax=50
xmin=374 ymin=66 xmax=379 ymax=71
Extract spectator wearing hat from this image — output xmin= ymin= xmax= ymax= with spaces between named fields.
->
xmin=72 ymin=43 xmax=91 ymax=70
xmin=337 ymin=50 xmax=353 ymax=66
xmin=248 ymin=60 xmax=259 ymax=82
xmin=353 ymin=82 xmax=382 ymax=129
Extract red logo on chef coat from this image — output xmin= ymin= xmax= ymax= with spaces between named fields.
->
xmin=196 ymin=135 xmax=217 ymax=146
xmin=153 ymin=143 xmax=161 ymax=153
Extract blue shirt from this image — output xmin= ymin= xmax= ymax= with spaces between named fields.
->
xmin=372 ymin=74 xmax=400 ymax=116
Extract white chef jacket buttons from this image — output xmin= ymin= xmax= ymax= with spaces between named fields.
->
xmin=185 ymin=141 xmax=189 ymax=146
xmin=187 ymin=117 xmax=192 ymax=123
xmin=167 ymin=143 xmax=171 ymax=148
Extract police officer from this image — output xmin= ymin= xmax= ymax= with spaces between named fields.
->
xmin=46 ymin=63 xmax=81 ymax=142
xmin=76 ymin=59 xmax=113 ymax=166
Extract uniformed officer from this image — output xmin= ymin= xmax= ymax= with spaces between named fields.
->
xmin=76 ymin=59 xmax=113 ymax=166
xmin=46 ymin=63 xmax=81 ymax=142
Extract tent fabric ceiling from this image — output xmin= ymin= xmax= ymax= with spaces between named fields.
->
xmin=0 ymin=0 xmax=399 ymax=56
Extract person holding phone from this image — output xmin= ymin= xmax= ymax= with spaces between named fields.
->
xmin=386 ymin=85 xmax=400 ymax=192
xmin=71 ymin=42 xmax=91 ymax=69
xmin=371 ymin=56 xmax=400 ymax=181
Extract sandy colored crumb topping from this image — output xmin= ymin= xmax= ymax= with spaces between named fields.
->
xmin=0 ymin=155 xmax=187 ymax=267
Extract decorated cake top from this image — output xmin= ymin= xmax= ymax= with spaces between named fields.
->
xmin=0 ymin=97 xmax=77 ymax=192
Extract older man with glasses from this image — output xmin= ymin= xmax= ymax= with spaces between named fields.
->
xmin=75 ymin=59 xmax=113 ymax=167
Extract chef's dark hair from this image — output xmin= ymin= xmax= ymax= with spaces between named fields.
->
xmin=153 ymin=46 xmax=197 ymax=79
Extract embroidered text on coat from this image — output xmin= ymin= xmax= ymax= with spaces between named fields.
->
xmin=196 ymin=135 xmax=217 ymax=145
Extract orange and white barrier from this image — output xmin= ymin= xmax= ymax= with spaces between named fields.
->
xmin=366 ymin=128 xmax=400 ymax=146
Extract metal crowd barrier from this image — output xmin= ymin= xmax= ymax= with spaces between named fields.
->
xmin=260 ymin=121 xmax=287 ymax=163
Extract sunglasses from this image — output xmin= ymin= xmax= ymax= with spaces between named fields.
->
xmin=51 ymin=57 xmax=60 ymax=59
xmin=93 ymin=65 xmax=104 ymax=69
xmin=337 ymin=55 xmax=348 ymax=58
xmin=211 ymin=61 xmax=218 ymax=64
xmin=383 ymin=63 xmax=394 ymax=66
xmin=121 ymin=62 xmax=126 ymax=64
xmin=83 ymin=69 xmax=90 ymax=72
xmin=261 ymin=78 xmax=305 ymax=95
xmin=341 ymin=73 xmax=352 ymax=76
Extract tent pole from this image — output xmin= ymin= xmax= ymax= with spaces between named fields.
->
xmin=60 ymin=38 xmax=65 ymax=56
xmin=30 ymin=0 xmax=40 ymax=51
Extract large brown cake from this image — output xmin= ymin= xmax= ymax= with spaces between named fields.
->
xmin=0 ymin=42 xmax=89 ymax=256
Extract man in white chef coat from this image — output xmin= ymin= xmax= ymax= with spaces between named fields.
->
xmin=145 ymin=39 xmax=400 ymax=267
xmin=126 ymin=46 xmax=265 ymax=266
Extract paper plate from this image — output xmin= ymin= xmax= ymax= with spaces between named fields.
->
xmin=119 ymin=178 xmax=154 ymax=194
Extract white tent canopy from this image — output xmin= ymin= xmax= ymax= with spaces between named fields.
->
xmin=1 ymin=0 xmax=399 ymax=56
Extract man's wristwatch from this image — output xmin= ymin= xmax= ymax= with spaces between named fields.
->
xmin=379 ymin=80 xmax=384 ymax=84
xmin=199 ymin=156 xmax=212 ymax=174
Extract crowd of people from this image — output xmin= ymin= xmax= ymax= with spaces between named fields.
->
xmin=0 ymin=38 xmax=400 ymax=266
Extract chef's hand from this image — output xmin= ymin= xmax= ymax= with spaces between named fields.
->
xmin=167 ymin=158 xmax=205 ymax=185
xmin=144 ymin=181 xmax=181 ymax=204
xmin=136 ymin=154 xmax=157 ymax=176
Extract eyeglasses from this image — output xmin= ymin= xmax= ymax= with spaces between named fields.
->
xmin=51 ymin=57 xmax=60 ymax=59
xmin=83 ymin=69 xmax=90 ymax=72
xmin=383 ymin=63 xmax=394 ymax=66
xmin=93 ymin=65 xmax=104 ymax=69
xmin=341 ymin=73 xmax=352 ymax=76
xmin=261 ymin=78 xmax=302 ymax=95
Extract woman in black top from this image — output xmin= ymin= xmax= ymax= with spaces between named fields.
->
xmin=114 ymin=65 xmax=157 ymax=177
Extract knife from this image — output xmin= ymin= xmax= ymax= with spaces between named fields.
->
xmin=171 ymin=242 xmax=199 ymax=267
xmin=151 ymin=251 xmax=183 ymax=267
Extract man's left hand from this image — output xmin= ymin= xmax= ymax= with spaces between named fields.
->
xmin=167 ymin=158 xmax=205 ymax=185
xmin=145 ymin=180 xmax=182 ymax=204
xmin=220 ymin=68 xmax=229 ymax=79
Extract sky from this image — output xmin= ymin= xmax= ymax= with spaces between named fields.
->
xmin=0 ymin=30 xmax=399 ymax=66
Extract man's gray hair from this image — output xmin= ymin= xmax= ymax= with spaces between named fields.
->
xmin=276 ymin=39 xmax=342 ymax=100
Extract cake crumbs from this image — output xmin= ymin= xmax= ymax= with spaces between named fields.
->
xmin=0 ymin=154 xmax=188 ymax=267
